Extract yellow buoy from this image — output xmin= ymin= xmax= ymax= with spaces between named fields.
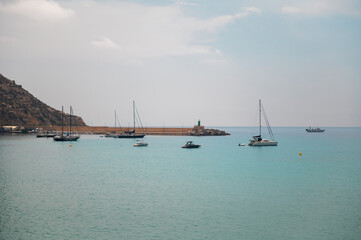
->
xmin=299 ymin=152 xmax=302 ymax=156
xmin=69 ymin=144 xmax=72 ymax=147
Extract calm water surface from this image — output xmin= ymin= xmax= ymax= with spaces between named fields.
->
xmin=1 ymin=127 xmax=361 ymax=239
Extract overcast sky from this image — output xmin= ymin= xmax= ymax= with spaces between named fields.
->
xmin=1 ymin=0 xmax=360 ymax=127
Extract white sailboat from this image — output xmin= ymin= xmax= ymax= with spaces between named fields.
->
xmin=248 ymin=100 xmax=278 ymax=146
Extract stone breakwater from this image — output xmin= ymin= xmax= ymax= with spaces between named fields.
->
xmin=30 ymin=125 xmax=230 ymax=136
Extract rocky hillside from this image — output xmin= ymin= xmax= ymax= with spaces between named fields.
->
xmin=0 ymin=74 xmax=86 ymax=126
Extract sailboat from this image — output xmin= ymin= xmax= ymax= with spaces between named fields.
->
xmin=116 ymin=101 xmax=145 ymax=138
xmin=104 ymin=110 xmax=119 ymax=138
xmin=53 ymin=106 xmax=80 ymax=141
xmin=248 ymin=100 xmax=278 ymax=146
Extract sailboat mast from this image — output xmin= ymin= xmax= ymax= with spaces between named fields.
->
xmin=115 ymin=110 xmax=117 ymax=133
xmin=133 ymin=101 xmax=135 ymax=134
xmin=259 ymin=99 xmax=262 ymax=136
xmin=69 ymin=106 xmax=72 ymax=137
xmin=61 ymin=106 xmax=64 ymax=137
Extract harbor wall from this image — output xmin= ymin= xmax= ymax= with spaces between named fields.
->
xmin=35 ymin=126 xmax=193 ymax=136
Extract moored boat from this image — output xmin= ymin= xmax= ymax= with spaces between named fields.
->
xmin=182 ymin=141 xmax=201 ymax=148
xmin=248 ymin=100 xmax=278 ymax=147
xmin=306 ymin=127 xmax=325 ymax=132
xmin=53 ymin=106 xmax=80 ymax=142
xmin=133 ymin=140 xmax=148 ymax=147
xmin=117 ymin=101 xmax=145 ymax=138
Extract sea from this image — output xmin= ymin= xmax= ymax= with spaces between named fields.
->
xmin=1 ymin=127 xmax=361 ymax=240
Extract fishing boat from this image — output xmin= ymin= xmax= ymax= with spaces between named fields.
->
xmin=248 ymin=100 xmax=278 ymax=146
xmin=182 ymin=141 xmax=201 ymax=148
xmin=53 ymin=106 xmax=80 ymax=142
xmin=133 ymin=140 xmax=148 ymax=147
xmin=306 ymin=127 xmax=325 ymax=132
xmin=116 ymin=101 xmax=145 ymax=138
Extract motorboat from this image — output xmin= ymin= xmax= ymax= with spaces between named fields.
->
xmin=133 ymin=140 xmax=148 ymax=147
xmin=182 ymin=141 xmax=201 ymax=148
xmin=306 ymin=127 xmax=325 ymax=132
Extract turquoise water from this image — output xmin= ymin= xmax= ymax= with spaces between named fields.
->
xmin=1 ymin=127 xmax=361 ymax=240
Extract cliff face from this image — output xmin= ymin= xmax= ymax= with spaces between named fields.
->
xmin=0 ymin=74 xmax=86 ymax=126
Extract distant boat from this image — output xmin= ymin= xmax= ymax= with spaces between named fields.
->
xmin=36 ymin=131 xmax=56 ymax=138
xmin=133 ymin=140 xmax=148 ymax=147
xmin=116 ymin=101 xmax=145 ymax=138
xmin=36 ymin=132 xmax=47 ymax=138
xmin=53 ymin=106 xmax=80 ymax=142
xmin=104 ymin=110 xmax=119 ymax=138
xmin=248 ymin=100 xmax=278 ymax=146
xmin=182 ymin=141 xmax=201 ymax=148
xmin=306 ymin=127 xmax=325 ymax=133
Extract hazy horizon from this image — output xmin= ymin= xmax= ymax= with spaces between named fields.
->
xmin=1 ymin=0 xmax=360 ymax=127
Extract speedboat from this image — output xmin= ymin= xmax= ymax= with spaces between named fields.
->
xmin=133 ymin=140 xmax=148 ymax=147
xmin=182 ymin=141 xmax=201 ymax=148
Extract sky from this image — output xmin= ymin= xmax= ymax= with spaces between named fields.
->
xmin=0 ymin=0 xmax=360 ymax=127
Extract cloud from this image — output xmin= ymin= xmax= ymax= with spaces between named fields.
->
xmin=243 ymin=7 xmax=261 ymax=13
xmin=0 ymin=1 xmax=259 ymax=60
xmin=174 ymin=1 xmax=198 ymax=7
xmin=0 ymin=0 xmax=74 ymax=21
xmin=199 ymin=8 xmax=260 ymax=33
xmin=91 ymin=37 xmax=120 ymax=49
xmin=78 ymin=2 xmax=259 ymax=58
xmin=281 ymin=0 xmax=361 ymax=17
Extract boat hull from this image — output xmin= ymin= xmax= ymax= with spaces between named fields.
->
xmin=133 ymin=143 xmax=148 ymax=147
xmin=104 ymin=134 xmax=118 ymax=138
xmin=248 ymin=140 xmax=278 ymax=146
xmin=182 ymin=145 xmax=201 ymax=148
xmin=117 ymin=134 xmax=145 ymax=138
xmin=53 ymin=136 xmax=80 ymax=141
xmin=306 ymin=129 xmax=325 ymax=132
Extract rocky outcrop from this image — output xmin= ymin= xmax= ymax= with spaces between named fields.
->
xmin=189 ymin=126 xmax=230 ymax=136
xmin=0 ymin=74 xmax=86 ymax=126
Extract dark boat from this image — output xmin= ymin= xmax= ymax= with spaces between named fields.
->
xmin=182 ymin=141 xmax=201 ymax=148
xmin=116 ymin=101 xmax=145 ymax=138
xmin=306 ymin=127 xmax=325 ymax=133
xmin=53 ymin=106 xmax=80 ymax=142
